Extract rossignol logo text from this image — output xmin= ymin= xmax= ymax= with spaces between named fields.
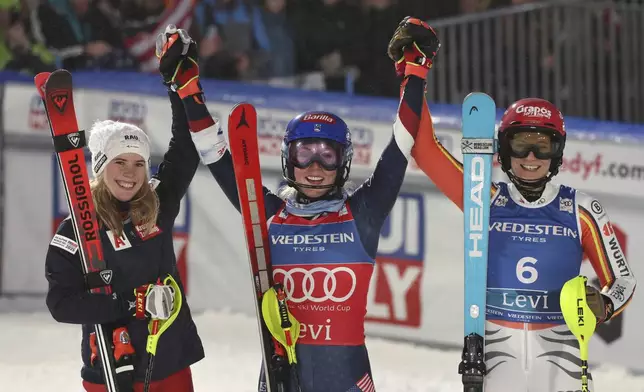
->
xmin=515 ymin=105 xmax=552 ymax=119
xmin=490 ymin=222 xmax=578 ymax=238
xmin=68 ymin=153 xmax=97 ymax=242
xmin=271 ymin=233 xmax=355 ymax=245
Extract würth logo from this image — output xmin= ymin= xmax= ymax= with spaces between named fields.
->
xmin=50 ymin=91 xmax=69 ymax=113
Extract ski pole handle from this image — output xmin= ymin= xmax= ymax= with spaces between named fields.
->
xmin=560 ymin=276 xmax=596 ymax=392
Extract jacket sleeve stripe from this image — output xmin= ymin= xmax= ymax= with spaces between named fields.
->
xmin=579 ymin=206 xmax=614 ymax=285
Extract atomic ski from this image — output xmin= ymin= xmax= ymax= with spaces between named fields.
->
xmin=228 ymin=103 xmax=292 ymax=392
xmin=458 ymin=93 xmax=496 ymax=392
xmin=35 ymin=70 xmax=120 ymax=392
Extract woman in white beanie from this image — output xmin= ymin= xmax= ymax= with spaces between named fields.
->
xmin=44 ymin=26 xmax=214 ymax=392
xmin=87 ymin=120 xmax=157 ymax=234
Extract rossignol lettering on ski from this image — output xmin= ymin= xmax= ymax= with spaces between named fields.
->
xmin=458 ymin=92 xmax=496 ymax=392
xmin=35 ymin=70 xmax=120 ymax=392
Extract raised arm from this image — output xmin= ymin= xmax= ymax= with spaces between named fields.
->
xmin=349 ymin=16 xmax=441 ymax=258
xmin=349 ymin=75 xmax=425 ymax=258
xmin=151 ymin=91 xmax=207 ymax=222
xmin=152 ymin=26 xmax=216 ymax=222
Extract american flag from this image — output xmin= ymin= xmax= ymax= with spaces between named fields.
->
xmin=346 ymin=373 xmax=376 ymax=392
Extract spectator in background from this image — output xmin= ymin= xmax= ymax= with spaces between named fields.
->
xmin=120 ymin=0 xmax=193 ymax=72
xmin=189 ymin=23 xmax=245 ymax=81
xmin=33 ymin=0 xmax=135 ymax=71
xmin=260 ymin=0 xmax=295 ymax=78
xmin=354 ymin=0 xmax=404 ymax=97
xmin=192 ymin=0 xmax=270 ymax=80
xmin=290 ymin=0 xmax=361 ymax=92
xmin=1 ymin=0 xmax=55 ymax=74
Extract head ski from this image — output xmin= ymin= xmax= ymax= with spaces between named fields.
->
xmin=458 ymin=93 xmax=496 ymax=392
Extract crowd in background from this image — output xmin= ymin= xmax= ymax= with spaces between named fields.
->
xmin=0 ymin=0 xmax=551 ymax=95
xmin=0 ymin=0 xmax=633 ymax=111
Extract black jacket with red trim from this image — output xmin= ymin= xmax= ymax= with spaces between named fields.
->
xmin=44 ymin=91 xmax=204 ymax=384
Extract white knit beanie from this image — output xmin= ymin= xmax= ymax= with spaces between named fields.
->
xmin=88 ymin=120 xmax=151 ymax=177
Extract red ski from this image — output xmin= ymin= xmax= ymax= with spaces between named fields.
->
xmin=228 ymin=103 xmax=294 ymax=392
xmin=35 ymin=70 xmax=120 ymax=391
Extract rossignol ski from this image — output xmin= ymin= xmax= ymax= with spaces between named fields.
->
xmin=35 ymin=70 xmax=120 ymax=392
xmin=228 ymin=103 xmax=299 ymax=392
xmin=458 ymin=93 xmax=496 ymax=392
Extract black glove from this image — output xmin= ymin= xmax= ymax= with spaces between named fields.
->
xmin=585 ymin=285 xmax=614 ymax=323
xmin=156 ymin=24 xmax=215 ymax=132
xmin=387 ymin=16 xmax=441 ymax=79
xmin=156 ymin=24 xmax=201 ymax=98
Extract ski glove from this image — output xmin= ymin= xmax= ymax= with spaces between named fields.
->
xmin=159 ymin=24 xmax=215 ymax=132
xmin=156 ymin=24 xmax=201 ymax=99
xmin=585 ymin=285 xmax=614 ymax=323
xmin=134 ymin=282 xmax=176 ymax=320
xmin=387 ymin=16 xmax=440 ymax=79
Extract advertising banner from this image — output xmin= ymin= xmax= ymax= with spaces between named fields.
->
xmin=4 ymin=83 xmax=644 ymax=198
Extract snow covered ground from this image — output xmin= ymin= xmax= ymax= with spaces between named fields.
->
xmin=1 ymin=300 xmax=643 ymax=392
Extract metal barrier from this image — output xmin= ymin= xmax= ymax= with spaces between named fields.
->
xmin=426 ymin=0 xmax=644 ymax=124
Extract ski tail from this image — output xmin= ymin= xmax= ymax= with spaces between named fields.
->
xmin=458 ymin=93 xmax=496 ymax=391
xmin=36 ymin=70 xmax=120 ymax=392
xmin=228 ymin=103 xmax=289 ymax=392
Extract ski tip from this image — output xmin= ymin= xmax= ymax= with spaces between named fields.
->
xmin=228 ymin=102 xmax=257 ymax=129
xmin=462 ymin=93 xmax=496 ymax=119
xmin=230 ymin=102 xmax=256 ymax=113
xmin=34 ymin=72 xmax=51 ymax=99
xmin=47 ymin=69 xmax=73 ymax=85
xmin=461 ymin=92 xmax=497 ymax=139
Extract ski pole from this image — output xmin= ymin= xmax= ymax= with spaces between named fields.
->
xmin=143 ymin=275 xmax=183 ymax=392
xmin=560 ymin=276 xmax=596 ymax=392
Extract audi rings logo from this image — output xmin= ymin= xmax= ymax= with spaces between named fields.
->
xmin=273 ymin=267 xmax=357 ymax=303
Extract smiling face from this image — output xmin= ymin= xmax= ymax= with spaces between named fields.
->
xmin=508 ymin=132 xmax=553 ymax=181
xmin=103 ymin=153 xmax=147 ymax=201
xmin=510 ymin=152 xmax=551 ymax=181
xmin=293 ymin=163 xmax=337 ymax=199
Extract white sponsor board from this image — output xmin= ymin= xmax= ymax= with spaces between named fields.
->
xmin=4 ymin=83 xmax=643 ymax=198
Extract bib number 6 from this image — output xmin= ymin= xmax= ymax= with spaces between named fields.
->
xmin=516 ymin=257 xmax=538 ymax=284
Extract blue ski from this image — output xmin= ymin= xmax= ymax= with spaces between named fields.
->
xmin=458 ymin=92 xmax=496 ymax=392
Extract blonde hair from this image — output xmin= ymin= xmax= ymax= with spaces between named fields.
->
xmin=90 ymin=175 xmax=160 ymax=238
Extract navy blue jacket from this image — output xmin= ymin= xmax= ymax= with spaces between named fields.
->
xmin=45 ymin=91 xmax=204 ymax=384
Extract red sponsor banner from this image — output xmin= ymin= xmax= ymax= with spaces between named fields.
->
xmin=367 ymin=193 xmax=425 ymax=327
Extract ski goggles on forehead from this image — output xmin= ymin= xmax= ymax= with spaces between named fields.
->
xmin=508 ymin=131 xmax=563 ymax=159
xmin=288 ymin=139 xmax=343 ymax=170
